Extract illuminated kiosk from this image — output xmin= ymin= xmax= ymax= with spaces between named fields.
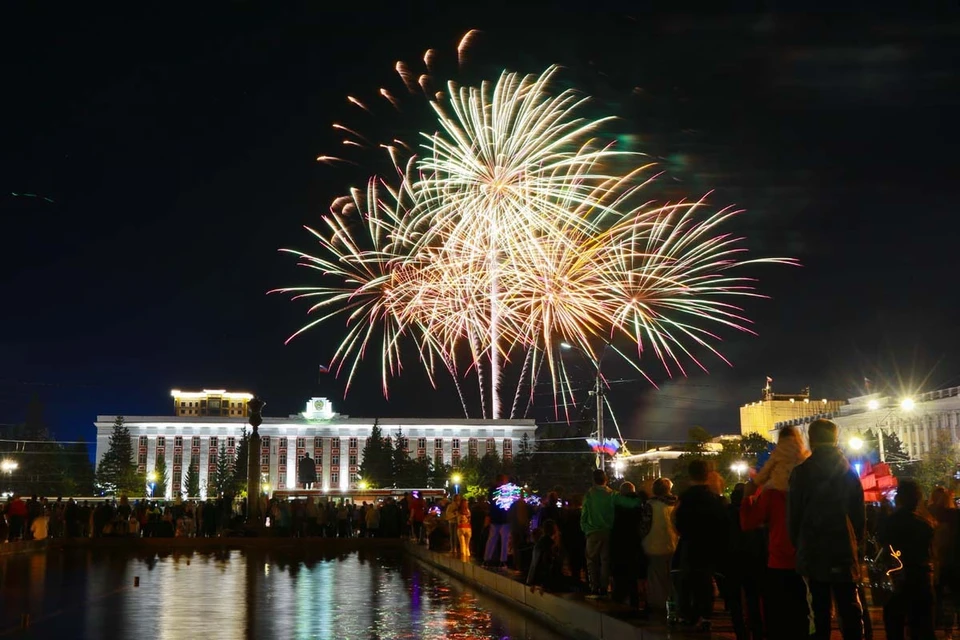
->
xmin=94 ymin=389 xmax=536 ymax=499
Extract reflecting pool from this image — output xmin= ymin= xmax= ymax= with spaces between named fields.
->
xmin=0 ymin=548 xmax=566 ymax=639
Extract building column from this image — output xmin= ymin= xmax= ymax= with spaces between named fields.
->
xmin=198 ymin=437 xmax=210 ymax=497
xmin=286 ymin=437 xmax=297 ymax=490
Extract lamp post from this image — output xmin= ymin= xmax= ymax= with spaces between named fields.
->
xmin=451 ymin=473 xmax=462 ymax=495
xmin=867 ymin=397 xmax=915 ymax=462
xmin=730 ymin=461 xmax=748 ymax=481
xmin=561 ymin=341 xmax=611 ymax=471
xmin=0 ymin=460 xmax=18 ymax=474
xmin=246 ymin=397 xmax=265 ymax=525
xmin=147 ymin=471 xmax=158 ymax=498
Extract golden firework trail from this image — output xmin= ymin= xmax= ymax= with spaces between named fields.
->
xmin=273 ymin=42 xmax=797 ymax=420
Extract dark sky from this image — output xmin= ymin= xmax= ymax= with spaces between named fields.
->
xmin=2 ymin=4 xmax=958 ymax=446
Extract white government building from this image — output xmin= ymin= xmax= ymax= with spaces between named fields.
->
xmin=774 ymin=385 xmax=960 ymax=461
xmin=94 ymin=389 xmax=537 ymax=499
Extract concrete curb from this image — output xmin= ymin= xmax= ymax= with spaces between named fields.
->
xmin=406 ymin=543 xmax=693 ymax=640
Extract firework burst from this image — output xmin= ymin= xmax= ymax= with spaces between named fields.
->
xmin=273 ymin=41 xmax=797 ymax=420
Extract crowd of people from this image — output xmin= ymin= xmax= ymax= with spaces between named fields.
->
xmin=460 ymin=419 xmax=960 ymax=640
xmin=7 ymin=417 xmax=960 ymax=639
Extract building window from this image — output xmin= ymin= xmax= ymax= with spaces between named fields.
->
xmin=348 ymin=437 xmax=358 ymax=449
xmin=349 ymin=454 xmax=357 ymax=466
xmin=435 ymin=438 xmax=443 ymax=450
xmin=314 ymin=437 xmax=323 ymax=449
xmin=296 ymin=437 xmax=305 ymax=449
xmin=417 ymin=438 xmax=427 ymax=451
xmin=331 ymin=454 xmax=340 ymax=466
xmin=331 ymin=471 xmax=339 ymax=485
xmin=157 ymin=436 xmax=166 ymax=448
xmin=503 ymin=438 xmax=512 ymax=452
xmin=486 ymin=438 xmax=496 ymax=454
xmin=331 ymin=438 xmax=340 ymax=450
xmin=418 ymin=450 xmax=426 ymax=460
xmin=434 ymin=450 xmax=443 ymax=466
xmin=225 ymin=437 xmax=234 ymax=448
xmin=261 ymin=453 xmax=270 ymax=465
xmin=452 ymin=451 xmax=461 ymax=467
xmin=139 ymin=436 xmax=148 ymax=448
xmin=173 ymin=452 xmax=182 ymax=465
xmin=399 ymin=437 xmax=408 ymax=450
xmin=180 ymin=402 xmax=186 ymax=408
xmin=452 ymin=438 xmax=460 ymax=450
xmin=350 ymin=473 xmax=359 ymax=484
xmin=138 ymin=453 xmax=147 ymax=465
xmin=468 ymin=438 xmax=478 ymax=457
xmin=192 ymin=436 xmax=201 ymax=448
xmin=209 ymin=451 xmax=217 ymax=464
xmin=210 ymin=436 xmax=218 ymax=448
xmin=174 ymin=436 xmax=183 ymax=448
xmin=262 ymin=436 xmax=270 ymax=446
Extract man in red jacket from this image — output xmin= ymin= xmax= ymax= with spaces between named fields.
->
xmin=6 ymin=495 xmax=28 ymax=541
xmin=741 ymin=477 xmax=810 ymax=639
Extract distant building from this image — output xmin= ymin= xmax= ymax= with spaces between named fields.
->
xmin=617 ymin=435 xmax=740 ymax=479
xmin=774 ymin=385 xmax=960 ymax=462
xmin=740 ymin=381 xmax=844 ymax=440
xmin=95 ymin=390 xmax=536 ymax=499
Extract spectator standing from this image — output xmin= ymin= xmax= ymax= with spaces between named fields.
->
xmin=879 ymin=479 xmax=936 ymax=640
xmin=611 ymin=481 xmax=645 ymax=611
xmin=641 ymin=477 xmax=679 ymax=611
xmin=485 ymin=476 xmax=513 ymax=568
xmin=674 ymin=459 xmax=729 ymax=631
xmin=580 ymin=469 xmax=640 ymax=598
xmin=742 ymin=425 xmax=811 ymax=640
xmin=788 ymin=418 xmax=866 ymax=640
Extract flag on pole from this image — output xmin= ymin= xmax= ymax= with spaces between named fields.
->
xmin=318 ymin=364 xmax=330 ymax=382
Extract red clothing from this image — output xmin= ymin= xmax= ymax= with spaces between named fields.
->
xmin=7 ymin=498 xmax=28 ymax=517
xmin=740 ymin=485 xmax=796 ymax=570
xmin=409 ymin=495 xmax=425 ymax=523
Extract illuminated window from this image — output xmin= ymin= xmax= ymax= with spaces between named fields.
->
xmin=331 ymin=471 xmax=339 ymax=485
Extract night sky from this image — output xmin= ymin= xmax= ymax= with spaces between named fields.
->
xmin=3 ymin=4 xmax=958 ymax=447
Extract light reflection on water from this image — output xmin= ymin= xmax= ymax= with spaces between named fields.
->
xmin=0 ymin=549 xmax=564 ymax=640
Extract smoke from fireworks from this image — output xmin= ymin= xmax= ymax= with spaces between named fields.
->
xmin=273 ymin=37 xmax=797 ymax=420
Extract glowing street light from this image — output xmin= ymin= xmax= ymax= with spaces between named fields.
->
xmin=900 ymin=398 xmax=915 ymax=412
xmin=848 ymin=436 xmax=864 ymax=452
xmin=867 ymin=399 xmax=880 ymax=411
xmin=0 ymin=460 xmax=18 ymax=474
xmin=730 ymin=461 xmax=749 ymax=480
xmin=357 ymin=480 xmax=369 ymax=491
xmin=451 ymin=473 xmax=462 ymax=495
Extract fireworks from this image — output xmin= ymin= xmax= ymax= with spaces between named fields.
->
xmin=273 ymin=40 xmax=796 ymax=420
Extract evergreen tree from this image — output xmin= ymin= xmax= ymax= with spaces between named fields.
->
xmin=152 ymin=451 xmax=170 ymax=499
xmin=59 ymin=437 xmax=95 ymax=496
xmin=478 ymin=449 xmax=502 ymax=485
xmin=358 ymin=421 xmax=393 ymax=487
xmin=96 ymin=416 xmax=135 ymax=495
xmin=391 ymin=428 xmax=410 ymax=487
xmin=184 ymin=464 xmax=200 ymax=497
xmin=514 ymin=432 xmax=534 ymax=485
xmin=233 ymin=427 xmax=250 ymax=493
xmin=212 ymin=442 xmax=234 ymax=496
xmin=915 ymin=430 xmax=958 ymax=495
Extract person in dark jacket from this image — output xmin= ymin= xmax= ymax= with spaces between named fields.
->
xmin=527 ymin=519 xmax=564 ymax=592
xmin=674 ymin=459 xmax=729 ymax=631
xmin=788 ymin=418 xmax=866 ymax=640
xmin=726 ymin=483 xmax=766 ymax=640
xmin=611 ymin=481 xmax=645 ymax=611
xmin=879 ymin=479 xmax=936 ymax=640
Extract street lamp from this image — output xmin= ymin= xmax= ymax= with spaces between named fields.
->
xmin=358 ymin=480 xmax=369 ymax=491
xmin=0 ymin=460 xmax=18 ymax=474
xmin=147 ymin=471 xmax=158 ymax=498
xmin=730 ymin=461 xmax=749 ymax=480
xmin=867 ymin=397 xmax=915 ymax=462
xmin=848 ymin=436 xmax=864 ymax=452
xmin=451 ymin=473 xmax=462 ymax=495
xmin=559 ymin=340 xmax=611 ymax=470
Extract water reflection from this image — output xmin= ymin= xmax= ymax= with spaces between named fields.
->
xmin=0 ymin=549 xmax=563 ymax=639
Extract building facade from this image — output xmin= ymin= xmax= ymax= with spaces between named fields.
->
xmin=94 ymin=391 xmax=537 ymax=499
xmin=774 ymin=386 xmax=960 ymax=461
xmin=740 ymin=384 xmax=844 ymax=440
